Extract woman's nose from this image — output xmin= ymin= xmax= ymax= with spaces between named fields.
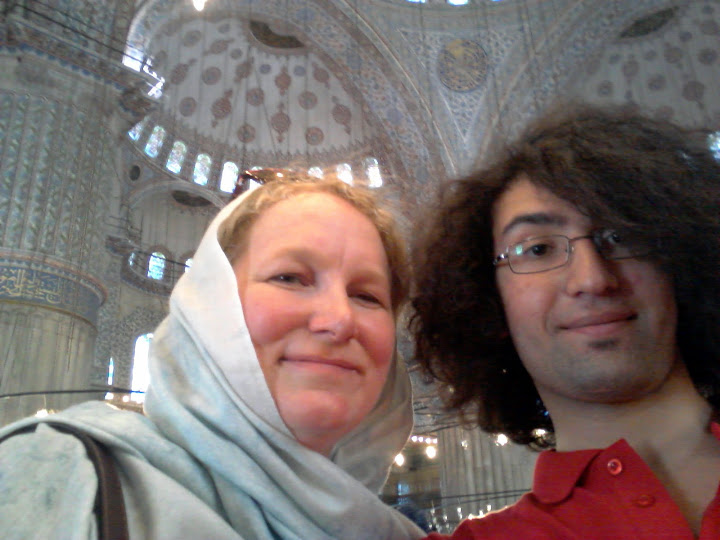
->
xmin=308 ymin=288 xmax=356 ymax=342
xmin=563 ymin=239 xmax=619 ymax=297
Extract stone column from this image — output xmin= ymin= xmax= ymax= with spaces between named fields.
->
xmin=0 ymin=0 xmax=146 ymax=425
xmin=431 ymin=426 xmax=538 ymax=532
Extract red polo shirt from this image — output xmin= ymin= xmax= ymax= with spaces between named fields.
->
xmin=426 ymin=425 xmax=720 ymax=539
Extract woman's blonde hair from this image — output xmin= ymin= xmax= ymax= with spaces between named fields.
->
xmin=219 ymin=175 xmax=409 ymax=313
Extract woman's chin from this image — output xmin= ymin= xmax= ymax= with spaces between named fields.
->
xmin=278 ymin=392 xmax=366 ymax=455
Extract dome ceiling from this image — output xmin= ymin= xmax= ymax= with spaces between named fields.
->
xmin=145 ymin=12 xmax=375 ymax=165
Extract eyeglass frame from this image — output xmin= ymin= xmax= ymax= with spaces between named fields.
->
xmin=492 ymin=230 xmax=654 ymax=275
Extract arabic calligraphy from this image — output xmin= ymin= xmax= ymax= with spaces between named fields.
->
xmin=0 ymin=266 xmax=102 ymax=323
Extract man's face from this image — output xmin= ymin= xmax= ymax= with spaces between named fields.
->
xmin=492 ymin=177 xmax=679 ymax=407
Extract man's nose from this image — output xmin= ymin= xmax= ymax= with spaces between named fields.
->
xmin=563 ymin=238 xmax=620 ymax=297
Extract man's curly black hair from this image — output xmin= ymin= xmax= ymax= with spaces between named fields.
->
xmin=410 ymin=104 xmax=720 ymax=449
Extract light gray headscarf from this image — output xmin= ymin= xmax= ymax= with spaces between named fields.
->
xmin=0 ymin=188 xmax=423 ymax=540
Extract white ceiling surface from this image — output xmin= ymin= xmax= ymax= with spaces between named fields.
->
xmin=145 ymin=15 xmax=372 ymax=161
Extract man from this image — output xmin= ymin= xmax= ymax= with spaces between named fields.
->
xmin=411 ymin=105 xmax=720 ymax=539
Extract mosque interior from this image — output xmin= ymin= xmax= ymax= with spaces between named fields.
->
xmin=1 ymin=0 xmax=719 ymax=531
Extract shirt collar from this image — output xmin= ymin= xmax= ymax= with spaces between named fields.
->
xmin=533 ymin=422 xmax=720 ymax=505
xmin=531 ymin=447 xmax=602 ymax=504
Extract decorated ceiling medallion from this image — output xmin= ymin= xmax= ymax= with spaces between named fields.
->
xmin=312 ymin=63 xmax=330 ymax=87
xmin=305 ymin=127 xmax=324 ymax=145
xmin=179 ymin=97 xmax=197 ymax=116
xmin=275 ymin=66 xmax=291 ymax=95
xmin=298 ymin=90 xmax=317 ymax=110
xmin=332 ymin=98 xmax=351 ymax=134
xmin=169 ymin=60 xmax=196 ymax=85
xmin=162 ymin=20 xmax=182 ymax=37
xmin=211 ymin=90 xmax=233 ymax=127
xmin=437 ymin=39 xmax=488 ymax=93
xmin=235 ymin=57 xmax=254 ymax=82
xmin=182 ymin=30 xmax=202 ymax=47
xmin=202 ymin=66 xmax=222 ymax=85
xmin=247 ymin=87 xmax=265 ymax=106
xmin=271 ymin=104 xmax=291 ymax=142
xmin=207 ymin=39 xmax=233 ymax=55
xmin=237 ymin=123 xmax=256 ymax=143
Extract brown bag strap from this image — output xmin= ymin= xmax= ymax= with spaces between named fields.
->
xmin=0 ymin=421 xmax=129 ymax=540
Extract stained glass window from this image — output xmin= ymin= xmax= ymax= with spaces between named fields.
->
xmin=336 ymin=163 xmax=353 ymax=185
xmin=128 ymin=119 xmax=147 ymax=141
xmin=148 ymin=251 xmax=166 ymax=280
xmin=105 ymin=358 xmax=115 ymax=400
xmin=709 ymin=132 xmax=720 ymax=161
xmin=131 ymin=333 xmax=153 ymax=403
xmin=185 ymin=257 xmax=193 ymax=272
xmin=193 ymin=153 xmax=212 ymax=186
xmin=144 ymin=125 xmax=166 ymax=158
xmin=220 ymin=161 xmax=239 ymax=192
xmin=166 ymin=141 xmax=187 ymax=174
xmin=308 ymin=166 xmax=324 ymax=178
xmin=364 ymin=157 xmax=383 ymax=188
xmin=448 ymin=0 xmax=469 ymax=4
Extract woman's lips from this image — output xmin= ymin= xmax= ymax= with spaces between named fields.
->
xmin=281 ymin=356 xmax=360 ymax=373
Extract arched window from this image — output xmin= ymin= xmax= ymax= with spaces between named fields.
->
xmin=147 ymin=252 xmax=166 ymax=280
xmin=144 ymin=126 xmax=166 ymax=158
xmin=131 ymin=333 xmax=153 ymax=403
xmin=166 ymin=141 xmax=187 ymax=174
xmin=105 ymin=358 xmax=115 ymax=400
xmin=708 ymin=132 xmax=720 ymax=161
xmin=308 ymin=166 xmax=324 ymax=178
xmin=128 ymin=119 xmax=147 ymax=141
xmin=193 ymin=153 xmax=212 ymax=186
xmin=336 ymin=163 xmax=353 ymax=185
xmin=220 ymin=161 xmax=239 ymax=193
xmin=364 ymin=157 xmax=383 ymax=188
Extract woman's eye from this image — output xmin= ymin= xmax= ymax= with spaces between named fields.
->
xmin=353 ymin=291 xmax=387 ymax=308
xmin=270 ymin=274 xmax=305 ymax=285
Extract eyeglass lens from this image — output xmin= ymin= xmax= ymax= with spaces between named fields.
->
xmin=505 ymin=231 xmax=651 ymax=274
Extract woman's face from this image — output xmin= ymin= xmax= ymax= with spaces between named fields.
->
xmin=232 ymin=192 xmax=396 ymax=456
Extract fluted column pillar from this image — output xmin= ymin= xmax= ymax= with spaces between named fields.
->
xmin=0 ymin=0 xmax=144 ymax=424
xmin=432 ymin=426 xmax=537 ymax=531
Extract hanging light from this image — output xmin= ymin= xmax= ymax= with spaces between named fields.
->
xmin=192 ymin=0 xmax=206 ymax=12
xmin=394 ymin=453 xmax=405 ymax=467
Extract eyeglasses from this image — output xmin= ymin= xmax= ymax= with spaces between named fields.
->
xmin=492 ymin=230 xmax=654 ymax=274
xmin=230 ymin=168 xmax=306 ymax=200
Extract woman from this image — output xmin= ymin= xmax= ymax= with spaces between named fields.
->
xmin=0 ymin=175 xmax=423 ymax=540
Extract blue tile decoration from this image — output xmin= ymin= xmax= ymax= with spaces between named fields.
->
xmin=0 ymin=259 xmax=105 ymax=325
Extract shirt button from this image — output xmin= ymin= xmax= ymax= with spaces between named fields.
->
xmin=607 ymin=458 xmax=623 ymax=475
xmin=633 ymin=494 xmax=656 ymax=508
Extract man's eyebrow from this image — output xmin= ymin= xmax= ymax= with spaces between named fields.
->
xmin=500 ymin=212 xmax=567 ymax=237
